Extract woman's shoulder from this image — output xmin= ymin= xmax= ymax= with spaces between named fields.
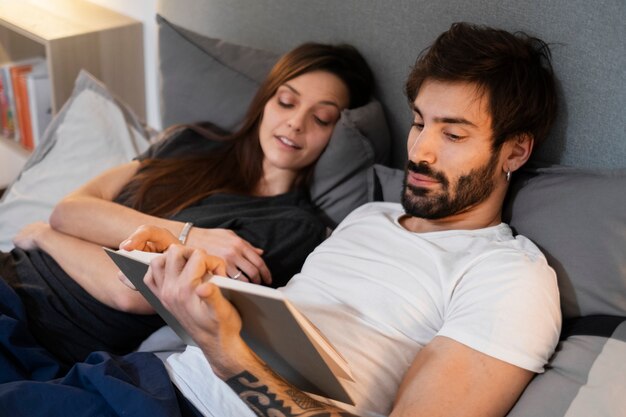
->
xmin=139 ymin=125 xmax=228 ymax=161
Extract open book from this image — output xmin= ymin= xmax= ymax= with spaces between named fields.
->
xmin=104 ymin=248 xmax=355 ymax=404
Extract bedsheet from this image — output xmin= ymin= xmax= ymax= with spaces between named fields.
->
xmin=0 ymin=277 xmax=202 ymax=417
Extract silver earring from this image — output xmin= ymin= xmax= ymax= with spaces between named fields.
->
xmin=506 ymin=170 xmax=512 ymax=182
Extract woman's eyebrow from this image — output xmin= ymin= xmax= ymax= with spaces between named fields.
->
xmin=283 ymin=83 xmax=300 ymax=96
xmin=283 ymin=83 xmax=341 ymax=109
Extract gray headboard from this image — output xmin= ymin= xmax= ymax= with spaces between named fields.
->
xmin=157 ymin=0 xmax=626 ymax=170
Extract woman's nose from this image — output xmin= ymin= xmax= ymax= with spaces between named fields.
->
xmin=287 ymin=111 xmax=305 ymax=132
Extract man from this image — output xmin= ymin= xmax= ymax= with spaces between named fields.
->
xmin=125 ymin=22 xmax=561 ymax=417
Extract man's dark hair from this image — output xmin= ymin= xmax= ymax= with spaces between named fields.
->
xmin=405 ymin=22 xmax=558 ymax=150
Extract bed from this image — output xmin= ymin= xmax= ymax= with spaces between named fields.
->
xmin=0 ymin=0 xmax=624 ymax=416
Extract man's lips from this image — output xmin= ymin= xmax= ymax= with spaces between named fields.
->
xmin=407 ymin=171 xmax=439 ymax=187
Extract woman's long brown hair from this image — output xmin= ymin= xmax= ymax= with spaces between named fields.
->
xmin=120 ymin=43 xmax=374 ymax=217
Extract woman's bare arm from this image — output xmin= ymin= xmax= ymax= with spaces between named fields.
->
xmin=49 ymin=161 xmax=182 ymax=248
xmin=50 ymin=161 xmax=271 ymax=283
xmin=13 ymin=222 xmax=154 ymax=313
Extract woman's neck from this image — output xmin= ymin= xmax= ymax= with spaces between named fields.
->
xmin=255 ymin=163 xmax=297 ymax=196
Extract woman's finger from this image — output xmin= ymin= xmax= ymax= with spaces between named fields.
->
xmin=235 ymin=258 xmax=261 ymax=284
xmin=241 ymin=247 xmax=272 ymax=285
xmin=120 ymin=225 xmax=178 ymax=252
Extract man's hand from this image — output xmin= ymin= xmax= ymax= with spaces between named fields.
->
xmin=142 ymin=243 xmax=248 ymax=371
xmin=141 ymin=242 xmax=356 ymax=416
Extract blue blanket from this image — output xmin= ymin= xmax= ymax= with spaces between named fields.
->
xmin=0 ymin=276 xmax=203 ymax=417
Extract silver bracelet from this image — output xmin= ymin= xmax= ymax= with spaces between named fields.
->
xmin=178 ymin=222 xmax=193 ymax=245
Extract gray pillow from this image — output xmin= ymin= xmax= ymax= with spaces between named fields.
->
xmin=158 ymin=15 xmax=391 ymax=226
xmin=507 ymin=316 xmax=626 ymax=417
xmin=158 ymin=15 xmax=277 ymax=131
xmin=503 ymin=165 xmax=626 ymax=319
xmin=369 ymin=163 xmax=405 ymax=203
xmin=0 ymin=71 xmax=154 ymax=250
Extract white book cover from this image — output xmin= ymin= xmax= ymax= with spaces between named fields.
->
xmin=104 ymin=248 xmax=355 ymax=405
xmin=25 ymin=67 xmax=52 ymax=147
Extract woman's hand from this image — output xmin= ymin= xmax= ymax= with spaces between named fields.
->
xmin=120 ymin=224 xmax=272 ymax=286
xmin=13 ymin=221 xmax=52 ymax=250
xmin=186 ymin=228 xmax=272 ymax=285
xmin=119 ymin=224 xmax=181 ymax=253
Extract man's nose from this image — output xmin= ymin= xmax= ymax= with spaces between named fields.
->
xmin=408 ymin=127 xmax=437 ymax=165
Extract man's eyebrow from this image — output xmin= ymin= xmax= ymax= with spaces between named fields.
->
xmin=413 ymin=105 xmax=478 ymax=128
xmin=282 ymin=83 xmax=341 ymax=109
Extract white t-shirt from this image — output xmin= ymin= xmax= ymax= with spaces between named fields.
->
xmin=282 ymin=202 xmax=561 ymax=415
xmin=167 ymin=202 xmax=561 ymax=416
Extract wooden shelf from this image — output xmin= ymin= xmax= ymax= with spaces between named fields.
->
xmin=0 ymin=0 xmax=145 ymax=119
xmin=0 ymin=134 xmax=30 ymax=156
xmin=0 ymin=135 xmax=29 ymax=190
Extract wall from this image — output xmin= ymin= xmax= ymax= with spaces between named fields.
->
xmin=85 ymin=0 xmax=161 ymax=129
xmin=159 ymin=0 xmax=626 ymax=169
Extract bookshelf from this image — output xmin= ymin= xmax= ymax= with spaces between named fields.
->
xmin=0 ymin=0 xmax=145 ymax=184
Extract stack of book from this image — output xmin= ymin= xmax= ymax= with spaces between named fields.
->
xmin=0 ymin=57 xmax=53 ymax=151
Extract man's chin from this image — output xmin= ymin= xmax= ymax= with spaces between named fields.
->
xmin=402 ymin=194 xmax=429 ymax=218
xmin=401 ymin=192 xmax=450 ymax=220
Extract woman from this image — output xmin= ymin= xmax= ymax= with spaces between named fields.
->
xmin=0 ymin=42 xmax=374 ymax=369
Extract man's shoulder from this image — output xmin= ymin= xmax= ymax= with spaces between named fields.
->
xmin=497 ymin=226 xmax=548 ymax=263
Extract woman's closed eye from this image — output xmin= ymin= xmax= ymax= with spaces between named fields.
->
xmin=278 ymin=99 xmax=295 ymax=108
xmin=314 ymin=115 xmax=333 ymax=127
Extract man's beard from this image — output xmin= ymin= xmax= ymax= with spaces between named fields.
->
xmin=401 ymin=152 xmax=499 ymax=220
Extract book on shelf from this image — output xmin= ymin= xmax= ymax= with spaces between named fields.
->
xmin=1 ymin=57 xmax=50 ymax=150
xmin=26 ymin=68 xmax=53 ymax=148
xmin=0 ymin=64 xmax=18 ymax=140
xmin=104 ymin=247 xmax=355 ymax=405
xmin=10 ymin=64 xmax=35 ymax=149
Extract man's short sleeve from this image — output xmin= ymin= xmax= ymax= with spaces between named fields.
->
xmin=437 ymin=248 xmax=561 ymax=373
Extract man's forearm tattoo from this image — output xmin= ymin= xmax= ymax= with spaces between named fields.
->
xmin=225 ymin=369 xmax=357 ymax=417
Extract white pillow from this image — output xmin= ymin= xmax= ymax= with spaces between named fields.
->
xmin=0 ymin=71 xmax=153 ymax=251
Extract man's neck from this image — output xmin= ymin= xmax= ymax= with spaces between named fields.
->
xmin=399 ymin=211 xmax=502 ymax=233
xmin=399 ymin=191 xmax=505 ymax=233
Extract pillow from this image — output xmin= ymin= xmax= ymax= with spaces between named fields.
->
xmin=503 ymin=165 xmax=626 ymax=319
xmin=158 ymin=15 xmax=391 ymax=227
xmin=369 ymin=163 xmax=404 ymax=203
xmin=507 ymin=316 xmax=626 ymax=417
xmin=0 ymin=70 xmax=153 ymax=251
xmin=158 ymin=15 xmax=278 ymax=131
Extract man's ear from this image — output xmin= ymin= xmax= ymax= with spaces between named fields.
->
xmin=503 ymin=133 xmax=534 ymax=173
